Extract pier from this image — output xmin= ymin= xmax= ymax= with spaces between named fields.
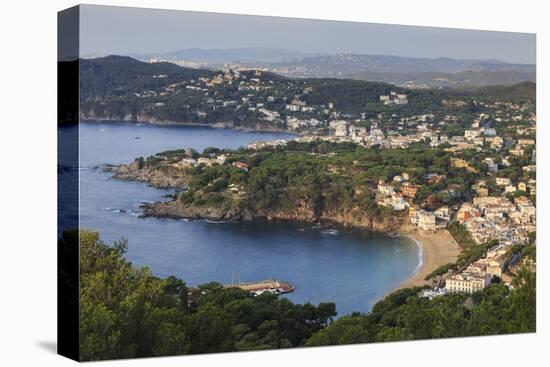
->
xmin=225 ymin=279 xmax=295 ymax=296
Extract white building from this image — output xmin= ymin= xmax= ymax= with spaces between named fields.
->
xmin=445 ymin=272 xmax=491 ymax=294
xmin=377 ymin=180 xmax=395 ymax=196
xmin=434 ymin=206 xmax=451 ymax=222
xmin=417 ymin=210 xmax=436 ymax=231
xmin=495 ymin=177 xmax=512 ymax=186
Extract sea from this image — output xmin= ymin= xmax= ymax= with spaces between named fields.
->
xmin=59 ymin=121 xmax=421 ymax=316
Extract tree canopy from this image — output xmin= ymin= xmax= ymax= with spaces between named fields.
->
xmin=69 ymin=229 xmax=535 ymax=360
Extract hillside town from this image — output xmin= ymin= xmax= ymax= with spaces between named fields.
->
xmin=88 ymin=57 xmax=536 ymax=299
xmin=241 ymin=94 xmax=536 ymax=296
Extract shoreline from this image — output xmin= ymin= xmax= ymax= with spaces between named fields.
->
xmin=80 ymin=118 xmax=308 ymax=136
xmin=140 ymin=200 xmax=404 ymax=234
xmin=108 ymin=132 xmax=459 ymax=300
xmin=387 ymin=228 xmax=461 ymax=294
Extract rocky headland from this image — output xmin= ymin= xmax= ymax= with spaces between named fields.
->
xmin=114 ymin=159 xmax=405 ymax=232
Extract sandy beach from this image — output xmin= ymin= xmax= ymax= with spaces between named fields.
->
xmin=391 ymin=228 xmax=461 ymax=292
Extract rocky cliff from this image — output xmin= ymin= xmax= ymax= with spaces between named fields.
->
xmin=141 ymin=197 xmax=404 ymax=232
xmin=116 ymin=159 xmax=405 ymax=232
xmin=114 ymin=160 xmax=191 ymax=189
xmin=81 ymin=111 xmax=294 ymax=133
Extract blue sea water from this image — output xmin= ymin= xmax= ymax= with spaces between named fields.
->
xmin=63 ymin=121 xmax=420 ymax=316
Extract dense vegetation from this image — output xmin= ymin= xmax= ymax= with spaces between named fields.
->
xmin=79 ymin=56 xmax=214 ymax=101
xmin=145 ymin=142 xmax=483 ymax=220
xmin=472 ymin=81 xmax=536 ymax=102
xmin=77 ymin=56 xmax=535 ymax=129
xmin=71 ymin=230 xmax=535 ymax=360
xmin=77 ymin=230 xmax=335 ymax=360
xmin=299 ymin=78 xmax=443 ymax=116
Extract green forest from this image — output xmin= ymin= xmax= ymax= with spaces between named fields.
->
xmin=145 ymin=142 xmax=482 ymax=219
xmin=79 ymin=56 xmax=214 ymax=101
xmin=71 ymin=230 xmax=535 ymax=361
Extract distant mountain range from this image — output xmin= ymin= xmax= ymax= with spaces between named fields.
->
xmin=270 ymin=53 xmax=534 ymax=74
xmin=84 ymin=47 xmax=535 ymax=89
xmin=127 ymin=47 xmax=316 ymax=64
xmin=342 ymin=69 xmax=535 ymax=89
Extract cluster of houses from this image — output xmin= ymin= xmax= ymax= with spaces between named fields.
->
xmin=139 ymin=58 xmax=537 ymax=150
xmin=379 ymin=92 xmax=408 ymax=105
xmin=285 ymin=98 xmax=315 ymax=113
xmin=320 ymin=114 xmax=524 ymax=151
xmin=457 ymin=195 xmax=535 ymax=246
xmin=445 ymin=244 xmax=517 ymax=294
xmin=134 ymin=66 xmax=425 ymax=134
xmin=329 ymin=120 xmax=368 ymax=142
xmin=375 ymin=177 xmax=414 ymax=210
xmin=247 ymin=139 xmax=288 ymax=150
xmin=177 ymin=70 xmax=343 ymax=127
xmin=172 ymin=154 xmax=228 ymax=169
xmin=244 ymin=108 xmax=536 ymax=257
xmin=366 ymin=110 xmax=535 ymax=297
xmin=421 ymin=244 xmax=518 ymax=298
xmin=437 ymin=155 xmax=535 ymax=295
xmin=286 ymin=117 xmax=324 ymax=130
xmin=326 ymin=120 xmax=426 ymax=148
xmin=409 ymin=206 xmax=451 ymax=231
xmin=144 ymin=72 xmax=535 ymax=299
xmin=374 ymin=173 xmax=454 ymax=231
xmin=172 ymin=154 xmax=250 ymax=174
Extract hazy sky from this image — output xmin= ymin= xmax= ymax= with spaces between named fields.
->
xmin=79 ymin=4 xmax=536 ymax=64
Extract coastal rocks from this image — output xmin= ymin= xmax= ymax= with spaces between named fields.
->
xmin=256 ymin=199 xmax=320 ymax=223
xmin=261 ymin=211 xmax=318 ymax=222
xmin=142 ymin=200 xmax=319 ymax=224
xmin=80 ymin=110 xmax=159 ymax=124
xmin=321 ymin=208 xmax=404 ymax=232
xmin=80 ymin=114 xmax=288 ymax=132
xmin=114 ymin=161 xmax=190 ymax=189
xmin=141 ymin=197 xmax=403 ymax=233
xmin=211 ymin=121 xmax=234 ymax=129
xmin=112 ymin=159 xmax=403 ymax=233
xmin=142 ymin=201 xmax=243 ymax=222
